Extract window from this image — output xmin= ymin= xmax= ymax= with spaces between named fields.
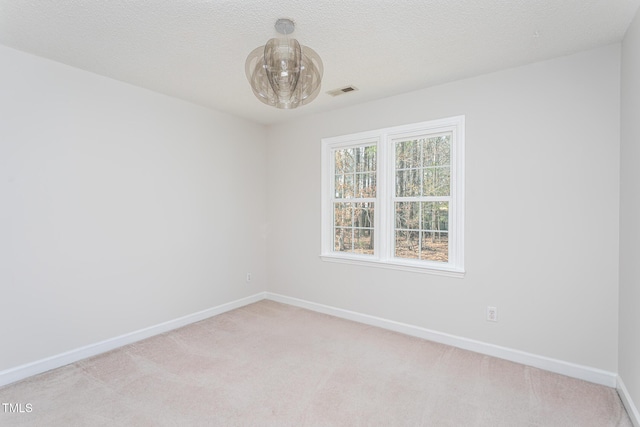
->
xmin=321 ymin=116 xmax=465 ymax=277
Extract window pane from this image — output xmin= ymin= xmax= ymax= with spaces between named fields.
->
xmin=335 ymin=148 xmax=355 ymax=173
xmin=334 ymin=174 xmax=344 ymax=198
xmin=396 ymin=169 xmax=420 ymax=197
xmin=394 ymin=202 xmax=449 ymax=262
xmin=334 ymin=228 xmax=352 ymax=252
xmin=421 ymin=231 xmax=448 ymax=262
xmin=334 ymin=174 xmax=354 ymax=199
xmin=333 ymin=202 xmax=375 ymax=256
xmin=335 ymin=145 xmax=376 ymax=198
xmin=356 ymin=172 xmax=376 ymax=197
xmin=395 ymin=202 xmax=419 ymax=229
xmin=423 ymin=167 xmax=450 ymax=196
xmin=356 ymin=145 xmax=377 ymax=172
xmin=334 ymin=202 xmax=352 ymax=227
xmin=423 ymin=135 xmax=451 ymax=167
xmin=395 ymin=230 xmax=419 ymax=259
xmin=421 ymin=202 xmax=449 ymax=232
xmin=354 ymin=203 xmax=374 ymax=228
xmin=396 ymin=139 xmax=420 ymax=169
xmin=354 ymin=228 xmax=374 ymax=254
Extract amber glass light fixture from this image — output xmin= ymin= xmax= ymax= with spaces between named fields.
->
xmin=245 ymin=19 xmax=323 ymax=109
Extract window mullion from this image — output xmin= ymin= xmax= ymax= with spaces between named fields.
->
xmin=377 ymin=134 xmax=389 ymax=261
xmin=388 ymin=133 xmax=397 ymax=262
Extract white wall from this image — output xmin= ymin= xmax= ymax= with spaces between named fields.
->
xmin=0 ymin=45 xmax=267 ymax=371
xmin=267 ymin=45 xmax=621 ymax=372
xmin=620 ymin=6 xmax=640 ymax=417
xmin=0 ymin=37 xmax=626 ymax=385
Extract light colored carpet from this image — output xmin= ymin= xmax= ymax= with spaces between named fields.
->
xmin=0 ymin=300 xmax=632 ymax=426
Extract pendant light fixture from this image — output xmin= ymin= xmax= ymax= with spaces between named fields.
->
xmin=245 ymin=19 xmax=323 ymax=109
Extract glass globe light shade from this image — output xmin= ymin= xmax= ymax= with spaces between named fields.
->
xmin=245 ymin=36 xmax=323 ymax=109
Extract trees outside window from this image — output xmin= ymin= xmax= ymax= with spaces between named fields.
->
xmin=321 ymin=116 xmax=465 ymax=277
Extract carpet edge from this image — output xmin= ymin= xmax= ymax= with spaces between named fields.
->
xmin=265 ymin=292 xmax=618 ymax=388
xmin=618 ymin=376 xmax=640 ymax=427
xmin=0 ymin=292 xmax=267 ymax=388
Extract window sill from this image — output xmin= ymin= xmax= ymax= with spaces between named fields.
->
xmin=319 ymin=254 xmax=465 ymax=278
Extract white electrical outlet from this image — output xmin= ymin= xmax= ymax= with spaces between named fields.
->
xmin=487 ymin=306 xmax=498 ymax=322
xmin=246 ymin=273 xmax=252 ymax=283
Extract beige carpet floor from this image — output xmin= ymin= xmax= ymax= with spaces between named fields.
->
xmin=0 ymin=300 xmax=632 ymax=426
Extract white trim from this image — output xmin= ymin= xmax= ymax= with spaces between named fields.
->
xmin=385 ymin=118 xmax=465 ymax=271
xmin=618 ymin=376 xmax=640 ymax=427
xmin=265 ymin=292 xmax=618 ymax=387
xmin=319 ymin=254 xmax=465 ymax=278
xmin=2 ymin=291 xmax=622 ymax=393
xmin=0 ymin=292 xmax=266 ymax=388
xmin=320 ymin=116 xmax=465 ymax=276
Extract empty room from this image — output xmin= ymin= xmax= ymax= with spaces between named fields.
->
xmin=1 ymin=1 xmax=639 ymax=425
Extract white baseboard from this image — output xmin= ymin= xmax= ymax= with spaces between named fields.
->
xmin=1 ymin=291 xmax=622 ymax=393
xmin=618 ymin=376 xmax=640 ymax=427
xmin=0 ymin=292 xmax=266 ymax=388
xmin=265 ymin=292 xmax=618 ymax=388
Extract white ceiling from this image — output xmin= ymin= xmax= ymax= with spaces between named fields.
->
xmin=1 ymin=1 xmax=639 ymax=125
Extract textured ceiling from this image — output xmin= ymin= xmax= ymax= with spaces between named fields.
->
xmin=1 ymin=1 xmax=639 ymax=125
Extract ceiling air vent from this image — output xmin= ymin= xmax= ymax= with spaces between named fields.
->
xmin=326 ymin=85 xmax=359 ymax=97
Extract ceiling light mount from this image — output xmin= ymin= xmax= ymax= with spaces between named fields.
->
xmin=245 ymin=19 xmax=323 ymax=109
xmin=274 ymin=18 xmax=295 ymax=35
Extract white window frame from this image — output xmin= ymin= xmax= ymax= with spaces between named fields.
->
xmin=321 ymin=116 xmax=465 ymax=278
